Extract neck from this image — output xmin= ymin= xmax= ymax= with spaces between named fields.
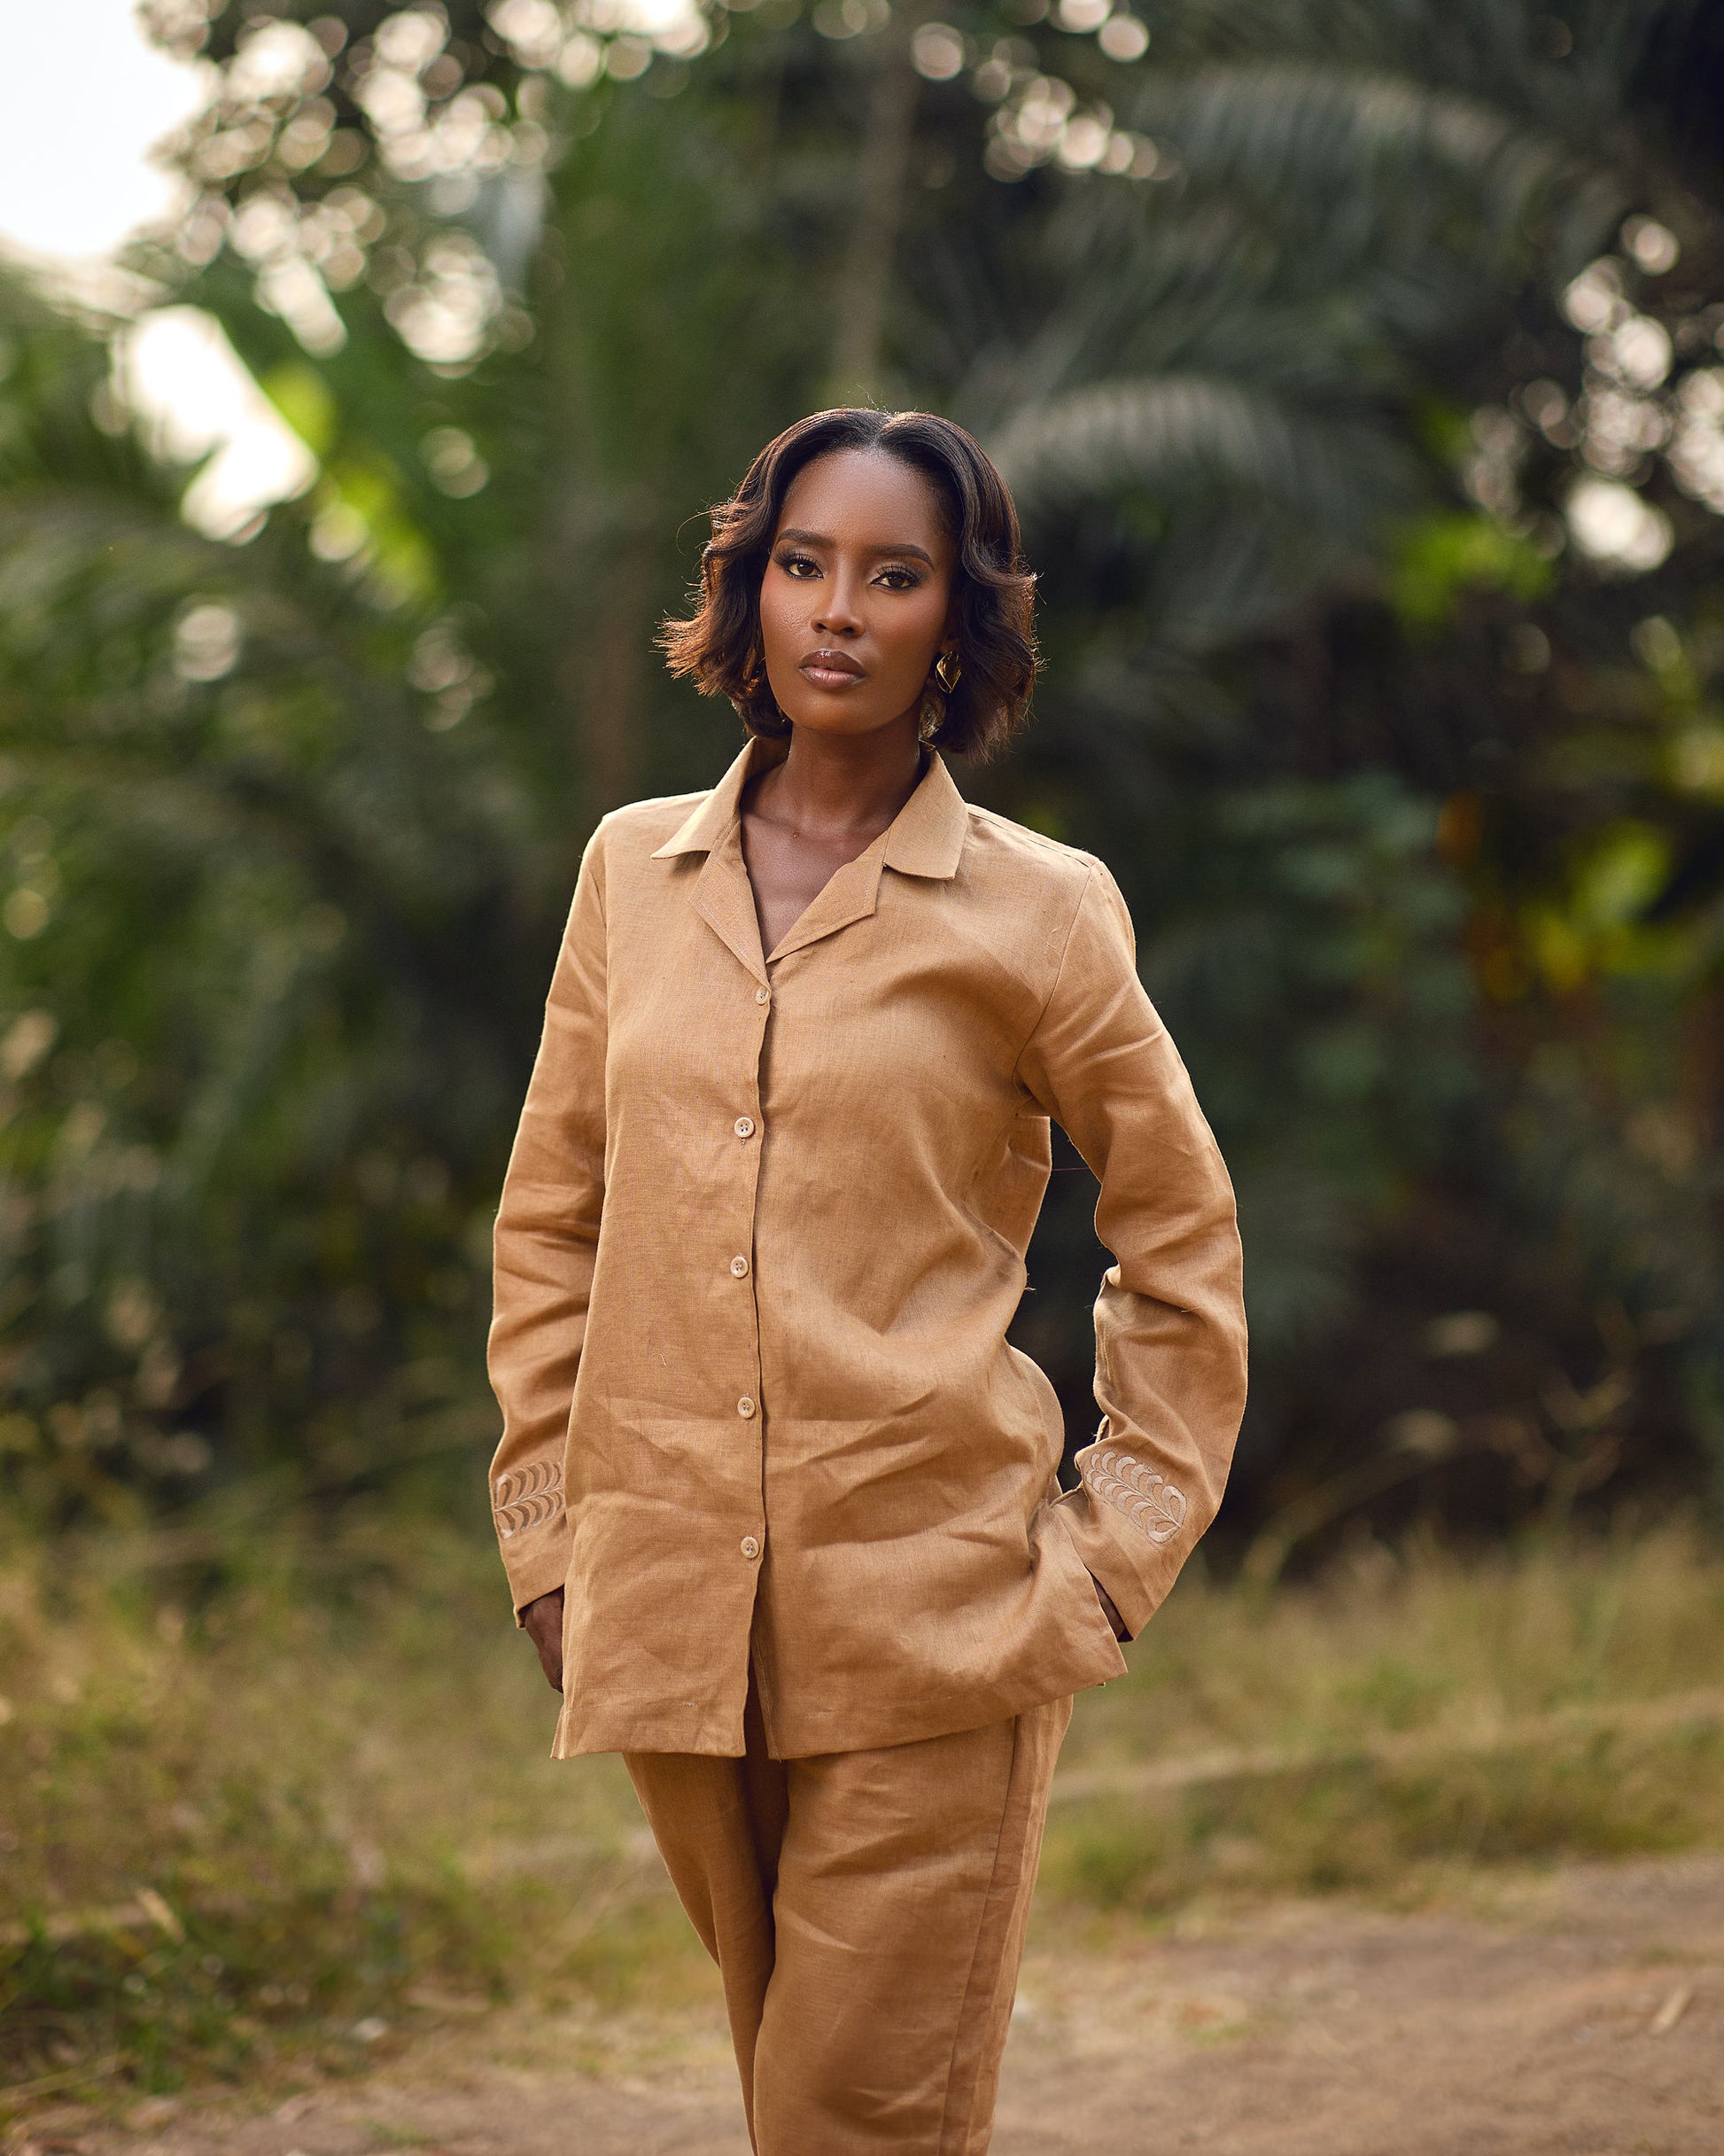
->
xmin=754 ymin=714 xmax=926 ymax=840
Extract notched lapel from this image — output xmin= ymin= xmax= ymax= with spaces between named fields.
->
xmin=690 ymin=830 xmax=768 ymax=985
xmin=765 ymin=842 xmax=888 ymax=964
xmin=650 ymin=740 xmax=962 ymax=977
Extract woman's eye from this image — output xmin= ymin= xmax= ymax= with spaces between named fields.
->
xmin=875 ymin=567 xmax=921 ymax=590
xmin=776 ymin=553 xmax=819 ymax=579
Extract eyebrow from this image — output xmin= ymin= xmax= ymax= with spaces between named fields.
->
xmin=773 ymin=527 xmax=936 ymax=567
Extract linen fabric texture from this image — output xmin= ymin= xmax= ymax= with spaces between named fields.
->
xmin=487 ymin=740 xmax=1248 ymax=1760
xmin=626 ymin=1680 xmax=1073 ymax=2153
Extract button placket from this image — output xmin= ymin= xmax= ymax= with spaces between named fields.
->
xmin=733 ymin=973 xmax=768 ymax=1567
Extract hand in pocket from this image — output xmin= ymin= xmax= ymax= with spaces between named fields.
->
xmin=1091 ymin=1573 xmax=1129 ymax=1642
xmin=521 ymin=1586 xmax=565 ymax=1692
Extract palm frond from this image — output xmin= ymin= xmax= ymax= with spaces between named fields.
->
xmin=990 ymin=373 xmax=1415 ymax=549
xmin=1126 ymin=60 xmax=1627 ymax=276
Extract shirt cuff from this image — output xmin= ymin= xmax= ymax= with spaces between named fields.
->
xmin=1054 ymin=1488 xmax=1173 ymax=1641
xmin=505 ymin=1537 xmax=571 ymax=1626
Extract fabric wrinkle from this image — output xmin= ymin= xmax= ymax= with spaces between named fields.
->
xmin=487 ymin=746 xmax=1245 ymax=1740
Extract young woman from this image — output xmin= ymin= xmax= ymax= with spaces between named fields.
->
xmin=486 ymin=409 xmax=1247 ymax=2153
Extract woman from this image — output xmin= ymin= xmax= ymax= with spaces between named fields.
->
xmin=486 ymin=408 xmax=1247 ymax=2153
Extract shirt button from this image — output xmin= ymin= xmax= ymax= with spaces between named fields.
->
xmin=734 ymin=1116 xmax=756 ymax=1140
xmin=741 ymin=1535 xmax=761 ymax=1560
xmin=738 ymin=1395 xmax=757 ymax=1419
xmin=756 ymin=987 xmax=770 ymax=1005
xmin=730 ymin=1255 xmax=750 ymax=1278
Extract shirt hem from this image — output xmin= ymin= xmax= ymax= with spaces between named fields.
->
xmin=551 ymin=1635 xmax=1124 ymax=1762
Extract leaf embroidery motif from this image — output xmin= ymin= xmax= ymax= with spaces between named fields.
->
xmin=492 ymin=1459 xmax=564 ymax=1540
xmin=1084 ymin=1447 xmax=1187 ymax=1545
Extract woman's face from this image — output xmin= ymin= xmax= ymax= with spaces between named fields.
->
xmin=757 ymin=448 xmax=957 ymax=743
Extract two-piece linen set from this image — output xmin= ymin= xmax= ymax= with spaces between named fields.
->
xmin=487 ymin=740 xmax=1247 ymax=2152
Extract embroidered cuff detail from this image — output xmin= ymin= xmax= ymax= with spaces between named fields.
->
xmin=1084 ymin=1447 xmax=1187 ymax=1545
xmin=493 ymin=1459 xmax=564 ymax=1541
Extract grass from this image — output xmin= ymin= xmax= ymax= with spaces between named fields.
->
xmin=4 ymin=1516 xmax=1724 ymax=2118
xmin=0 ymin=1517 xmax=691 ymax=2121
xmin=1042 ymin=1522 xmax=1724 ymax=1913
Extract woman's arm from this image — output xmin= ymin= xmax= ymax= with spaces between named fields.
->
xmin=1018 ymin=863 xmax=1248 ymax=1641
xmin=486 ymin=830 xmax=610 ymax=1632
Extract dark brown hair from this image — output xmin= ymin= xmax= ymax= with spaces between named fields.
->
xmin=660 ymin=409 xmax=1037 ymax=759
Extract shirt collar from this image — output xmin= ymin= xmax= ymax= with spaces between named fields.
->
xmin=650 ymin=737 xmax=968 ymax=882
xmin=650 ymin=738 xmax=773 ymax=860
xmin=881 ymin=751 xmax=968 ymax=880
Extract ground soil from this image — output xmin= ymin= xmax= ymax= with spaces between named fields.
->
xmin=13 ymin=1851 xmax=1724 ymax=2156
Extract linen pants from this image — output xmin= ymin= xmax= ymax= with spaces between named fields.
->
xmin=625 ymin=1679 xmax=1073 ymax=2155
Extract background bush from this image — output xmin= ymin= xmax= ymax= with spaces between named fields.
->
xmin=3 ymin=0 xmax=1724 ymax=1548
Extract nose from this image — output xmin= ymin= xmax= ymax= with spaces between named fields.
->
xmin=812 ymin=570 xmax=864 ymax=637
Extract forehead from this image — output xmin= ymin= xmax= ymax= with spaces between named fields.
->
xmin=775 ymin=447 xmax=951 ymax=548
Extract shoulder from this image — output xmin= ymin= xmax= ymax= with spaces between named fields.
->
xmin=959 ymin=805 xmax=1108 ymax=908
xmin=936 ymin=806 xmax=1129 ymax=995
xmin=957 ymin=808 xmax=1139 ymax=986
xmin=591 ymin=789 xmax=709 ymax=855
xmin=569 ymin=791 xmax=711 ymax=920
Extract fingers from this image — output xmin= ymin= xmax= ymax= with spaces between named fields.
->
xmin=527 ymin=1616 xmax=563 ymax=1693
xmin=534 ymin=1623 xmax=563 ymax=1692
xmin=1092 ymin=1575 xmax=1129 ymax=1641
xmin=520 ymin=1589 xmax=565 ymax=1693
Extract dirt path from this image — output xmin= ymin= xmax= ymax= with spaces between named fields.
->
xmin=22 ymin=1852 xmax=1724 ymax=2156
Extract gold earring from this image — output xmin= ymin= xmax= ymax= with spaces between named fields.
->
xmin=920 ymin=650 xmax=959 ymax=743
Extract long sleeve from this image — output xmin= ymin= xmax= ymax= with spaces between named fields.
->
xmin=1017 ymin=863 xmax=1247 ymax=1638
xmin=486 ymin=828 xmax=609 ymax=1621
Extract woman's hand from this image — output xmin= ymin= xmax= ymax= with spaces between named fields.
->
xmin=521 ymin=1586 xmax=566 ymax=1693
xmin=1091 ymin=1575 xmax=1130 ymax=1642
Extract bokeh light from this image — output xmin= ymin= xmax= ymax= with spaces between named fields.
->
xmin=0 ymin=0 xmax=206 ymax=261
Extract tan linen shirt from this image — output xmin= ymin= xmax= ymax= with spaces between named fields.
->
xmin=487 ymin=740 xmax=1247 ymax=1760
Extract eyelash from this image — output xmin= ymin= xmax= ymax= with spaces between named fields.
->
xmin=774 ymin=552 xmax=923 ymax=591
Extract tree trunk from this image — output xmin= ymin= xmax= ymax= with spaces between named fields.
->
xmin=573 ymin=523 xmax=654 ymax=817
xmin=536 ymin=218 xmax=650 ymax=827
xmin=827 ymin=13 xmax=927 ymax=401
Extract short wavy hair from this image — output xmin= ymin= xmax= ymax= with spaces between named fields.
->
xmin=660 ymin=409 xmax=1037 ymax=760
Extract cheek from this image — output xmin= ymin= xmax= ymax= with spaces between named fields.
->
xmin=757 ymin=573 xmax=800 ymax=662
xmin=877 ymin=592 xmax=948 ymax=676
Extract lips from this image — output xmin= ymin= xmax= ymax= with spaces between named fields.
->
xmin=799 ymin=648 xmax=865 ymax=687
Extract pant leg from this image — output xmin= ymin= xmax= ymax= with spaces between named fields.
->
xmin=628 ymin=1690 xmax=1072 ymax=2156
xmin=755 ymin=1693 xmax=1072 ymax=2156
xmin=940 ymin=1694 xmax=1075 ymax=2150
xmin=625 ymin=1679 xmax=788 ymax=2150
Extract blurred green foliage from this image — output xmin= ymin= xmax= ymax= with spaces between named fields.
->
xmin=3 ymin=0 xmax=1724 ymax=1541
xmin=1391 ymin=512 xmax=1556 ymax=628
